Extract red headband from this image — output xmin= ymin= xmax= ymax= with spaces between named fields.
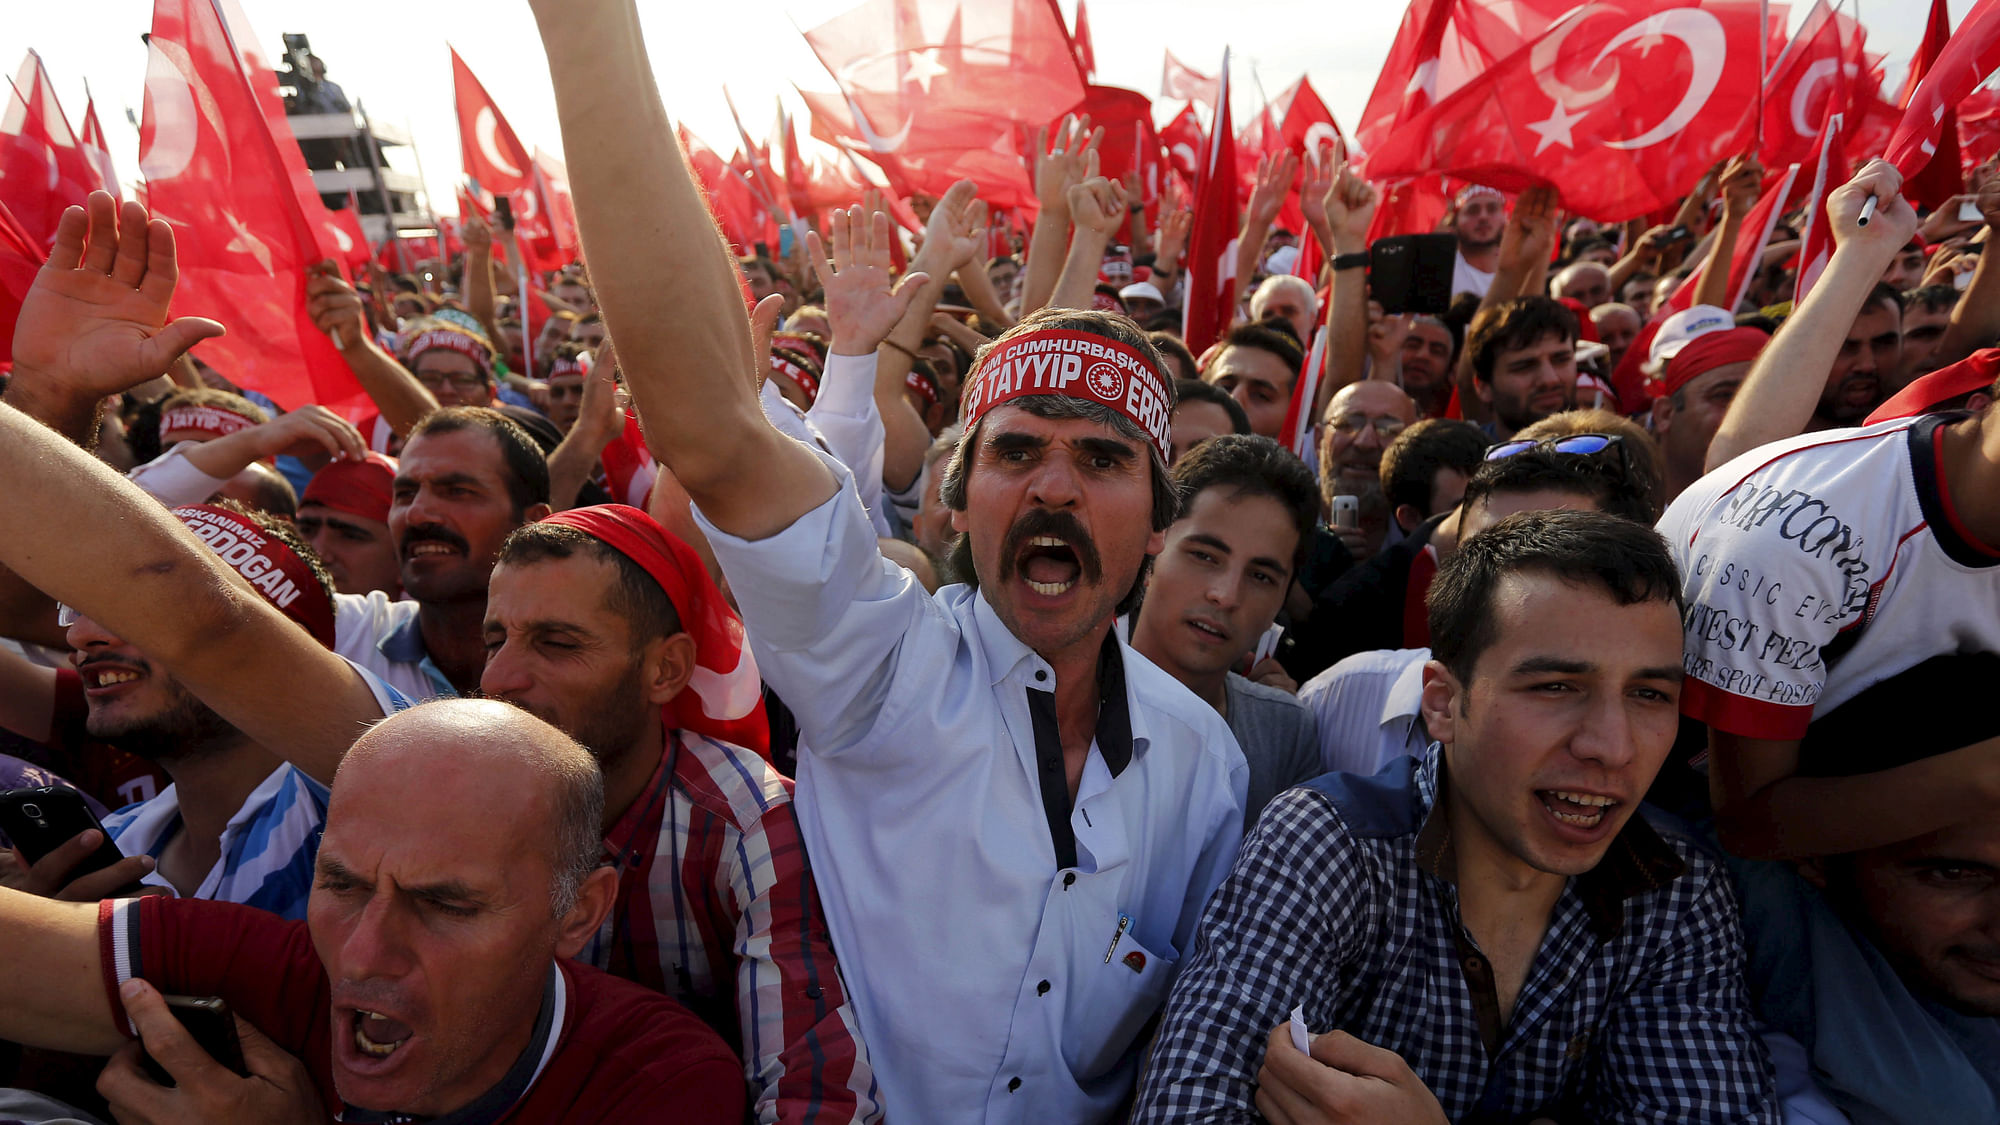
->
xmin=1652 ymin=327 xmax=1767 ymax=399
xmin=173 ymin=505 xmax=335 ymax=649
xmin=403 ymin=328 xmax=493 ymax=376
xmin=159 ymin=404 xmax=259 ymax=441
xmin=771 ymin=352 xmax=821 ymax=403
xmin=300 ymin=452 xmax=398 ymax=525
xmin=963 ymin=329 xmax=1171 ymax=462
xmin=538 ymin=505 xmax=770 ymax=755
xmin=904 ymin=368 xmax=939 ymax=408
xmin=771 ymin=331 xmax=825 ymax=363
xmin=549 ymin=352 xmax=591 ymax=381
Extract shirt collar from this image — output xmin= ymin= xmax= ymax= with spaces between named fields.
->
xmin=1382 ymin=653 xmax=1428 ymax=727
xmin=972 ymin=589 xmax=1140 ymax=775
xmin=377 ymin=610 xmax=428 ymax=663
xmin=340 ymin=963 xmax=565 ymax=1125
xmin=1410 ymin=745 xmax=1688 ymax=940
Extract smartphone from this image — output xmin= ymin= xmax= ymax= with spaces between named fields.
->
xmin=493 ymin=195 xmax=515 ymax=233
xmin=0 ymin=786 xmax=126 ymax=878
xmin=139 ymin=995 xmax=248 ymax=1086
xmin=1664 ymin=224 xmax=1694 ymax=246
xmin=1960 ymin=198 xmax=1984 ymax=223
xmin=1330 ymin=494 xmax=1360 ymax=530
xmin=1368 ymin=233 xmax=1456 ymax=316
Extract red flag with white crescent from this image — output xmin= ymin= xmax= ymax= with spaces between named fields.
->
xmin=1794 ymin=110 xmax=1847 ymax=307
xmin=450 ymin=45 xmax=532 ymax=196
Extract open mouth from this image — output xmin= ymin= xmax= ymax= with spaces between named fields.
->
xmin=1185 ymin=617 xmax=1230 ymax=644
xmin=1017 ymin=535 xmax=1082 ymax=597
xmin=349 ymin=1008 xmax=414 ymax=1061
xmin=1536 ymin=789 xmax=1618 ymax=829
xmin=77 ymin=660 xmax=148 ymax=695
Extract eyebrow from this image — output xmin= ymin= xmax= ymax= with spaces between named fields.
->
xmin=318 ymin=855 xmax=490 ymax=907
xmin=1184 ymin=532 xmax=1232 ymax=555
xmin=1076 ymin=436 xmax=1139 ymax=464
xmin=301 ymin=513 xmax=372 ymax=535
xmin=1508 ymin=655 xmax=1683 ymax=681
xmin=985 ymin=431 xmax=1048 ymax=454
xmin=395 ymin=471 xmax=486 ymax=491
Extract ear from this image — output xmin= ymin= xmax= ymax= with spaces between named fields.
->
xmin=523 ymin=502 xmax=553 ymax=525
xmin=552 ymin=866 xmax=619 ymax=958
xmin=1418 ymin=658 xmax=1463 ymax=747
xmin=1969 ymin=391 xmax=1993 ymax=413
xmin=1472 ymin=378 xmax=1494 ymax=406
xmin=1394 ymin=503 xmax=1424 ymax=534
xmin=949 ymin=507 xmax=969 ymax=534
xmin=1648 ymin=395 xmax=1674 ymax=437
xmin=1146 ymin=525 xmax=1167 ymax=557
xmin=641 ymin=631 xmax=699 ymax=708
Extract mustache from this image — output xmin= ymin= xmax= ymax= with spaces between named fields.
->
xmin=399 ymin=523 xmax=469 ymax=556
xmin=997 ymin=509 xmax=1102 ymax=585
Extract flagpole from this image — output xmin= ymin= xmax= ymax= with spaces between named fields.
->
xmin=1755 ymin=0 xmax=1768 ymax=150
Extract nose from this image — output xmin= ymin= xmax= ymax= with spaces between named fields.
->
xmin=1025 ymin=456 xmax=1082 ymax=510
xmin=64 ymin=612 xmax=120 ymax=652
xmin=1566 ymin=691 xmax=1640 ymax=772
xmin=1850 ymin=347 xmax=1877 ymax=376
xmin=1352 ymin=421 xmax=1386 ymax=452
xmin=478 ymin=638 xmax=532 ymax=699
xmin=1205 ymin=568 xmax=1242 ymax=612
xmin=335 ymin=890 xmax=417 ymax=985
xmin=400 ymin=485 xmax=447 ymax=535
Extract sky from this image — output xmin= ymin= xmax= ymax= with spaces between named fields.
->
xmin=0 ymin=0 xmax=1970 ymax=219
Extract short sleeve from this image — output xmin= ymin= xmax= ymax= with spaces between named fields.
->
xmin=98 ymin=896 xmax=328 ymax=1055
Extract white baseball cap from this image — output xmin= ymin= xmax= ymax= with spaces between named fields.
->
xmin=1119 ymin=281 xmax=1165 ymax=305
xmin=1645 ymin=304 xmax=1736 ymax=374
xmin=1264 ymin=245 xmax=1301 ymax=275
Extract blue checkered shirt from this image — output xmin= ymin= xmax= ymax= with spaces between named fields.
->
xmin=1134 ymin=748 xmax=1777 ymax=1123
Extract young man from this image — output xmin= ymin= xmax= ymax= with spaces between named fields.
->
xmin=1399 ymin=315 xmax=1460 ymax=420
xmin=297 ymin=452 xmax=402 ymax=597
xmin=1466 ymin=297 xmax=1579 ymax=441
xmin=1814 ymin=283 xmax=1901 ymax=428
xmin=0 ymin=701 xmax=743 ymax=1123
xmin=1897 ymin=284 xmax=1958 ymax=386
xmin=1136 ymin=509 xmax=1777 ymax=1122
xmin=1450 ymin=185 xmax=1506 ymax=298
xmin=1202 ymin=321 xmax=1306 ymax=440
xmin=481 ymin=506 xmax=880 ymax=1122
xmin=1130 ymin=435 xmax=1322 ymax=827
xmin=1169 ymin=377 xmax=1251 ymax=466
xmin=530 ymin=5 xmax=1246 ymax=1118
xmin=1648 ymin=326 xmax=1764 ymax=503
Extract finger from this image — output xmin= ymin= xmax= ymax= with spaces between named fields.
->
xmin=886 ymin=270 xmax=931 ymax=321
xmin=82 ymin=192 xmax=121 ymax=276
xmin=1084 ymin=147 xmax=1100 ymax=182
xmin=57 ymin=854 xmax=159 ymax=902
xmin=230 ymin=1013 xmax=298 ymax=1082
xmin=869 ymin=210 xmax=893 ymax=269
xmin=1253 ymin=1071 xmax=1315 ymax=1125
xmin=93 ymin=1040 xmax=165 ymax=1115
xmin=317 ymin=414 xmax=368 ymax=462
xmin=46 ymin=204 xmax=89 ymax=271
xmin=1083 ymin=125 xmax=1104 ymax=160
xmin=120 ymin=978 xmax=224 ymax=1088
xmin=136 ymin=219 xmax=185 ymax=311
xmin=111 ymin=199 xmax=152 ymax=289
xmin=1309 ymin=1028 xmax=1409 ymax=1080
xmin=141 ymin=317 xmax=229 ymax=374
xmin=804 ymin=230 xmax=833 ymax=289
xmin=1035 ymin=123 xmax=1050 ymax=158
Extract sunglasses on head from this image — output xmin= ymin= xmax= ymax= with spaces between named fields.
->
xmin=1484 ymin=432 xmax=1630 ymax=475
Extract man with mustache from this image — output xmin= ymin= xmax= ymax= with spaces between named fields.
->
xmin=0 ymin=701 xmax=742 ymax=1124
xmin=528 ymin=2 xmax=1247 ymax=1117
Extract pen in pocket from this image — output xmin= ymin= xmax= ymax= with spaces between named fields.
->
xmin=1103 ymin=912 xmax=1132 ymax=963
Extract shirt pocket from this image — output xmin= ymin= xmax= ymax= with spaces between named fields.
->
xmin=1061 ymin=918 xmax=1179 ymax=1081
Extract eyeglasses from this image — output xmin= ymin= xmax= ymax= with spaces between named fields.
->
xmin=1328 ymin=413 xmax=1408 ymax=440
xmin=415 ymin=372 xmax=490 ymax=392
xmin=1484 ymin=432 xmax=1631 ymax=475
xmin=56 ymin=603 xmax=79 ymax=628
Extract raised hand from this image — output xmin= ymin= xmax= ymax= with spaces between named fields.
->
xmin=462 ymin=214 xmax=493 ymax=255
xmin=915 ymin=179 xmax=988 ymax=273
xmin=1155 ymin=208 xmax=1193 ymax=267
xmin=1300 ymin=143 xmax=1338 ymax=235
xmin=1034 ymin=114 xmax=1102 ymax=216
xmin=806 ymin=207 xmax=931 ymax=357
xmin=1246 ymin=151 xmax=1299 ymax=229
xmin=574 ymin=342 xmax=627 ymax=439
xmin=1497 ymin=185 xmax=1560 ymax=273
xmin=1321 ymin=143 xmax=1380 ymax=255
xmin=1717 ymin=154 xmax=1764 ymax=222
xmin=1067 ymin=153 xmax=1130 ymax=240
xmin=1830 ymin=159 xmax=1918 ymax=254
xmin=12 ymin=192 xmax=225 ymax=402
xmin=305 ymin=261 xmax=369 ymax=353
xmin=97 ymin=978 xmax=325 ymax=1125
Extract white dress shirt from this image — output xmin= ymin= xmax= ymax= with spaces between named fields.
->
xmin=1298 ymin=647 xmax=1432 ymax=776
xmin=760 ymin=352 xmax=895 ymax=538
xmin=696 ymin=449 xmax=1247 ymax=1124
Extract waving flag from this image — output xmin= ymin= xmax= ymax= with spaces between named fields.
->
xmin=1793 ymin=111 xmax=1847 ymax=306
xmin=1661 ymin=163 xmax=1799 ymax=317
xmin=78 ymin=94 xmax=119 ymax=198
xmin=1898 ymin=0 xmax=1965 ymax=209
xmin=1161 ymin=104 xmax=1204 ymax=179
xmin=1365 ymin=0 xmax=1772 ymax=221
xmin=1757 ymin=0 xmax=1863 ymax=170
xmin=1355 ymin=0 xmax=1577 ymax=165
xmin=450 ymin=46 xmax=532 ymax=196
xmin=1183 ymin=49 xmax=1238 ymax=355
xmin=1071 ymin=0 xmax=1097 ymax=81
xmin=0 ymin=198 xmax=43 ymax=365
xmin=2 ymin=52 xmax=101 ymax=251
xmin=1161 ymin=49 xmax=1220 ymax=107
xmin=141 ymin=0 xmax=357 ymax=410
xmin=1885 ymin=0 xmax=2000 ymax=195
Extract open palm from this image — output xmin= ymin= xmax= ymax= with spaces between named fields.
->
xmin=13 ymin=193 xmax=225 ymax=399
xmin=807 ymin=206 xmax=928 ymax=357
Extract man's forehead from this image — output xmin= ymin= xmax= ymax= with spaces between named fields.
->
xmin=1500 ymin=332 xmax=1575 ymax=360
xmin=983 ymin=404 xmax=1139 ymax=448
xmin=1211 ymin=346 xmax=1288 ymax=380
xmin=414 ymin=349 xmax=481 ymax=375
xmin=1479 ymin=570 xmax=1681 ymax=661
xmin=1179 ymin=487 xmax=1299 ymax=554
xmin=396 ymin=430 xmax=507 ymax=481
xmin=1331 ymin=381 xmax=1415 ymax=419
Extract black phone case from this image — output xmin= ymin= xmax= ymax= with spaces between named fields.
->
xmin=0 ymin=786 xmax=124 ymax=873
xmin=140 ymin=996 xmax=249 ymax=1086
xmin=1369 ymin=233 xmax=1458 ymax=316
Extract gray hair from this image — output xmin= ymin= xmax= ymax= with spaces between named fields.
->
xmin=1251 ymin=274 xmax=1320 ymax=322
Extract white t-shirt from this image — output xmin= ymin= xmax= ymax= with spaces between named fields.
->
xmin=1452 ymin=250 xmax=1495 ymax=299
xmin=1659 ymin=413 xmax=2000 ymax=742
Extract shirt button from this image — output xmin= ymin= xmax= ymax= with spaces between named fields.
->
xmin=1037 ymin=979 xmax=1051 ymax=995
xmin=1008 ymin=1077 xmax=1022 ymax=1092
xmin=1062 ymin=872 xmax=1076 ymax=888
xmin=1034 ymin=669 xmax=1047 ymax=682
xmin=1464 ymin=955 xmax=1484 ymax=973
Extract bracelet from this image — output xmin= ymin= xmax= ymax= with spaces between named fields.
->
xmin=1128 ymin=204 xmax=1144 ymax=215
xmin=1332 ymin=251 xmax=1369 ymax=271
xmin=879 ymin=339 xmax=922 ymax=362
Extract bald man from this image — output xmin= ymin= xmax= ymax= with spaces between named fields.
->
xmin=0 ymin=701 xmax=742 ymax=1124
xmin=1554 ymin=260 xmax=1613 ymax=310
xmin=1318 ymin=381 xmax=1418 ymax=500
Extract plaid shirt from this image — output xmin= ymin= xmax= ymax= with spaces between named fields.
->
xmin=1135 ymin=748 xmax=1778 ymax=1123
xmin=579 ymin=729 xmax=880 ymax=1124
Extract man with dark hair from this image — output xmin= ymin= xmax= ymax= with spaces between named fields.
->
xmin=1380 ymin=418 xmax=1487 ymax=537
xmin=1170 ymin=377 xmax=1252 ymax=464
xmin=0 ymin=701 xmax=743 ymax=1123
xmin=1881 ymin=236 xmax=1928 ymax=293
xmin=1648 ymin=326 xmax=1765 ymax=502
xmin=1150 ymin=331 xmax=1201 ymax=382
xmin=1815 ymin=282 xmax=1901 ymax=428
xmin=298 ymin=452 xmax=402 ymax=597
xmin=1130 ymin=435 xmax=1321 ymax=827
xmin=1898 ymin=283 xmax=1958 ymax=385
xmin=532 ymin=9 xmax=1246 ymax=1115
xmin=334 ymin=405 xmax=553 ymax=700
xmin=482 ymin=506 xmax=880 ymax=1122
xmin=1202 ymin=321 xmax=1306 ymax=440
xmin=1465 ymin=296 xmax=1579 ymax=441
xmin=1137 ymin=509 xmax=1777 ymax=1123
xmin=1449 ymin=184 xmax=1506 ymax=298
xmin=739 ymin=255 xmax=796 ymax=316
xmin=1399 ymin=315 xmax=1460 ymax=419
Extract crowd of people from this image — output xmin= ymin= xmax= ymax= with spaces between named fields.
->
xmin=0 ymin=2 xmax=1995 ymax=1122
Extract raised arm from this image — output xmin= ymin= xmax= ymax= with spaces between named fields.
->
xmin=546 ymin=343 xmax=625 ymax=510
xmin=1232 ymin=152 xmax=1298 ymax=317
xmin=1308 ymin=144 xmax=1381 ymax=407
xmin=176 ymin=405 xmax=367 ymax=480
xmin=0 ymin=890 xmax=120 ymax=1054
xmin=305 ymin=262 xmax=439 ymax=436
xmin=1704 ymin=160 xmax=1916 ymax=472
xmin=1019 ymin=116 xmax=1100 ymax=315
xmin=1050 ymin=157 xmax=1128 ymax=310
xmin=462 ymin=215 xmax=510 ymax=350
xmin=1688 ymin=155 xmax=1761 ymax=312
xmin=873 ymin=183 xmax=977 ymax=491
xmin=528 ymin=0 xmax=839 ymax=540
xmin=1454 ymin=187 xmax=1558 ymax=424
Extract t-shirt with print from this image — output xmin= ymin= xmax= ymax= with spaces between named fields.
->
xmin=1658 ymin=413 xmax=2000 ymax=741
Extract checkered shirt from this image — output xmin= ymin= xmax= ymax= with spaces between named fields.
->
xmin=579 ymin=729 xmax=880 ymax=1124
xmin=1134 ymin=747 xmax=1778 ymax=1123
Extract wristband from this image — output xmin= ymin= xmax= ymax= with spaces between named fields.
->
xmin=1332 ymin=252 xmax=1369 ymax=272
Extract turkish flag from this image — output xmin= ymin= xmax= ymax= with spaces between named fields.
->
xmin=1354 ymin=0 xmax=1577 ymax=167
xmin=1662 ymin=163 xmax=1799 ymax=318
xmin=1161 ymin=49 xmax=1219 ymax=107
xmin=679 ymin=126 xmax=765 ymax=254
xmin=532 ymin=149 xmax=580 ymax=258
xmin=1183 ymin=50 xmax=1238 ymax=355
xmin=803 ymin=0 xmax=1084 ymax=212
xmin=1794 ymin=109 xmax=1849 ymax=307
xmin=1365 ymin=0 xmax=1771 ymax=221
xmin=0 ymin=197 xmax=44 ymax=366
xmin=141 ymin=0 xmax=356 ymax=411
xmin=1757 ymin=0 xmax=1858 ymax=170
xmin=1071 ymin=0 xmax=1097 ymax=81
xmin=1067 ymin=87 xmax=1161 ymax=202
xmin=1367 ymin=175 xmax=1455 ymax=241
xmin=1161 ymin=105 xmax=1204 ymax=180
xmin=320 ymin=204 xmax=371 ymax=275
xmin=1961 ymin=87 xmax=2000 ymax=171
xmin=775 ymin=102 xmax=818 ymax=223
xmin=1898 ymin=0 xmax=1965 ymax=209
xmin=450 ymin=46 xmax=532 ymax=196
xmin=1885 ymin=0 xmax=2000 ymax=196
xmin=78 ymin=96 xmax=120 ymax=199
xmin=2 ymin=52 xmax=101 ymax=251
